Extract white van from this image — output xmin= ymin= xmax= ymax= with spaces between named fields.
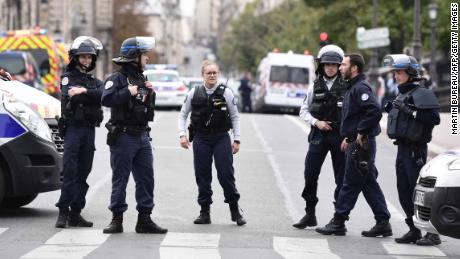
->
xmin=254 ymin=51 xmax=315 ymax=113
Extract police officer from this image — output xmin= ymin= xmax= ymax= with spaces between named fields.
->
xmin=316 ymin=54 xmax=392 ymax=237
xmin=178 ymin=60 xmax=246 ymax=226
xmin=55 ymin=36 xmax=104 ymax=228
xmin=383 ymin=54 xmax=441 ymax=246
xmin=293 ymin=45 xmax=346 ymax=229
xmin=101 ymin=37 xmax=167 ymax=234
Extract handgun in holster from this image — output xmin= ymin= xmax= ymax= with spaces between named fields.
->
xmin=188 ymin=124 xmax=195 ymax=142
xmin=105 ymin=120 xmax=120 ymax=146
xmin=352 ymin=135 xmax=369 ymax=176
xmin=56 ymin=116 xmax=67 ymax=138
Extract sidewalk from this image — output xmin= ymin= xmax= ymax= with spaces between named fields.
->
xmin=380 ymin=113 xmax=459 ymax=156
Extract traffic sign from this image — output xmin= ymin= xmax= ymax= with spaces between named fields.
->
xmin=356 ymin=27 xmax=390 ymax=49
xmin=358 ymin=38 xmax=390 ymax=49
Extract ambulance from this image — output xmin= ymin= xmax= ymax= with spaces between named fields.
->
xmin=0 ymin=78 xmax=62 ymax=208
xmin=0 ymin=27 xmax=63 ymax=98
xmin=254 ymin=50 xmax=316 ymax=113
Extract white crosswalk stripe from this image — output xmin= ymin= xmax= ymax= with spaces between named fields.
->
xmin=382 ymin=242 xmax=446 ymax=257
xmin=160 ymin=232 xmax=221 ymax=259
xmin=20 ymin=229 xmax=110 ymax=259
xmin=0 ymin=228 xmax=8 ymax=235
xmin=273 ymin=236 xmax=340 ymax=259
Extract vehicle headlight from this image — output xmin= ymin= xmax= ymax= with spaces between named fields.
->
xmin=3 ymin=96 xmax=52 ymax=142
xmin=449 ymin=159 xmax=460 ymax=170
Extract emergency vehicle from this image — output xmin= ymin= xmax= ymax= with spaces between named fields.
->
xmin=0 ymin=27 xmax=63 ymax=98
xmin=0 ymin=51 xmax=43 ymax=91
xmin=0 ymin=79 xmax=62 ymax=208
xmin=254 ymin=50 xmax=315 ymax=113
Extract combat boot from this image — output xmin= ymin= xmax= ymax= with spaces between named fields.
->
xmin=194 ymin=206 xmax=211 ymax=224
xmin=68 ymin=209 xmax=93 ymax=227
xmin=361 ymin=221 xmax=392 ymax=237
xmin=135 ymin=213 xmax=168 ymax=234
xmin=416 ymin=233 xmax=441 ymax=246
xmin=55 ymin=208 xmax=69 ymax=228
xmin=395 ymin=218 xmax=422 ymax=244
xmin=229 ymin=202 xmax=247 ymax=226
xmin=293 ymin=206 xmax=317 ymax=229
xmin=315 ymin=217 xmax=346 ymax=236
xmin=103 ymin=213 xmax=123 ymax=234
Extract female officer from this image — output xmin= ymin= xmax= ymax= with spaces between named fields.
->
xmin=178 ymin=60 xmax=246 ymax=226
xmin=55 ymin=36 xmax=104 ymax=228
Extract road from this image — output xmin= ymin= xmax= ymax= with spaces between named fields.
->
xmin=0 ymin=111 xmax=459 ymax=259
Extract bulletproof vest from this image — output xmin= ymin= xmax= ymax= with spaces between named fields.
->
xmin=387 ymin=85 xmax=439 ymax=143
xmin=190 ymin=85 xmax=231 ymax=134
xmin=309 ymin=76 xmax=346 ymax=129
xmin=110 ymin=71 xmax=155 ymax=126
xmin=61 ymin=71 xmax=103 ymax=126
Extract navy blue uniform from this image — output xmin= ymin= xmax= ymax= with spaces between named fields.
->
xmin=334 ymin=74 xmax=390 ymax=222
xmin=56 ymin=69 xmax=103 ymax=211
xmin=102 ymin=64 xmax=155 ymax=214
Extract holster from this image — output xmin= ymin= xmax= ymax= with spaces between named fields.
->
xmin=188 ymin=124 xmax=195 ymax=142
xmin=352 ymin=136 xmax=369 ymax=176
xmin=105 ymin=121 xmax=120 ymax=146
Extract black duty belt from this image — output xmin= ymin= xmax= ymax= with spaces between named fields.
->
xmin=120 ymin=125 xmax=148 ymax=135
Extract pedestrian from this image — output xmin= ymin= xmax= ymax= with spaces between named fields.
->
xmin=238 ymin=72 xmax=252 ymax=113
xmin=316 ymin=54 xmax=392 ymax=237
xmin=383 ymin=54 xmax=441 ymax=246
xmin=55 ymin=36 xmax=104 ymax=228
xmin=292 ymin=45 xmax=346 ymax=229
xmin=178 ymin=60 xmax=246 ymax=226
xmin=101 ymin=37 xmax=167 ymax=234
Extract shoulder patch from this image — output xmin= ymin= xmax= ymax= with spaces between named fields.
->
xmin=61 ymin=77 xmax=69 ymax=86
xmin=361 ymin=93 xmax=369 ymax=101
xmin=105 ymin=81 xmax=114 ymax=89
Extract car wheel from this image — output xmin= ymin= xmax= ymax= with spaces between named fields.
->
xmin=0 ymin=167 xmax=5 ymax=205
xmin=1 ymin=194 xmax=38 ymax=208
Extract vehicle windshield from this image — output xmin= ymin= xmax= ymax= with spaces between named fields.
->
xmin=269 ymin=66 xmax=309 ymax=84
xmin=146 ymin=73 xmax=180 ymax=82
xmin=0 ymin=56 xmax=25 ymax=75
xmin=23 ymin=49 xmax=50 ymax=76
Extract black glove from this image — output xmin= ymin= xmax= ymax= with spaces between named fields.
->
xmin=392 ymin=99 xmax=414 ymax=116
xmin=383 ymin=101 xmax=393 ymax=112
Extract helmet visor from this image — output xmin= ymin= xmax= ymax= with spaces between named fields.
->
xmin=71 ymin=36 xmax=103 ymax=51
xmin=136 ymin=37 xmax=155 ymax=52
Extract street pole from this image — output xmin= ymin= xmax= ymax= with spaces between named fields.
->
xmin=412 ymin=0 xmax=421 ymax=62
xmin=429 ymin=2 xmax=438 ymax=88
xmin=369 ymin=0 xmax=379 ymax=90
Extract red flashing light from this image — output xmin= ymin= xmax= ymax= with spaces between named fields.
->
xmin=319 ymin=32 xmax=328 ymax=42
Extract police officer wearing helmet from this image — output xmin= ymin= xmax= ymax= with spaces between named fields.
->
xmin=293 ymin=45 xmax=346 ymax=229
xmin=383 ymin=54 xmax=441 ymax=246
xmin=55 ymin=36 xmax=104 ymax=228
xmin=178 ymin=60 xmax=246 ymax=226
xmin=101 ymin=36 xmax=167 ymax=234
xmin=316 ymin=54 xmax=392 ymax=237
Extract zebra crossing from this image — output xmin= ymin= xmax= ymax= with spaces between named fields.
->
xmin=0 ymin=227 xmax=447 ymax=259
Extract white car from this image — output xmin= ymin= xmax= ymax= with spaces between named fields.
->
xmin=144 ymin=69 xmax=187 ymax=109
xmin=413 ymin=149 xmax=460 ymax=239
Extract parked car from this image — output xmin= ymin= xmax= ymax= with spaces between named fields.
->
xmin=181 ymin=76 xmax=203 ymax=90
xmin=144 ymin=69 xmax=187 ymax=109
xmin=0 ymin=51 xmax=44 ymax=91
xmin=413 ymin=149 xmax=460 ymax=239
xmin=0 ymin=79 xmax=62 ymax=208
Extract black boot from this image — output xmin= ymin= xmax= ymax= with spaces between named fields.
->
xmin=135 ymin=213 xmax=168 ymax=234
xmin=55 ymin=208 xmax=69 ymax=228
xmin=103 ymin=213 xmax=123 ymax=234
xmin=361 ymin=221 xmax=393 ymax=237
xmin=194 ymin=206 xmax=211 ymax=224
xmin=416 ymin=233 xmax=441 ymax=246
xmin=293 ymin=206 xmax=317 ymax=229
xmin=395 ymin=218 xmax=421 ymax=244
xmin=315 ymin=217 xmax=346 ymax=236
xmin=68 ymin=209 xmax=93 ymax=227
xmin=229 ymin=202 xmax=247 ymax=226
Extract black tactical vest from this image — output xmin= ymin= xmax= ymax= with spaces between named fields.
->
xmin=190 ymin=85 xmax=231 ymax=134
xmin=61 ymin=71 xmax=103 ymax=126
xmin=387 ymin=85 xmax=438 ymax=143
xmin=111 ymin=71 xmax=154 ymax=126
xmin=309 ymin=76 xmax=346 ymax=129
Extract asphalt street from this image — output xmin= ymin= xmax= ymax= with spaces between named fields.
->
xmin=0 ymin=111 xmax=459 ymax=259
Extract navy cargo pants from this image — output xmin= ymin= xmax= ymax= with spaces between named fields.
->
xmin=56 ymin=125 xmax=95 ymax=210
xmin=109 ymin=132 xmax=154 ymax=214
xmin=334 ymin=137 xmax=391 ymax=222
xmin=193 ymin=132 xmax=240 ymax=207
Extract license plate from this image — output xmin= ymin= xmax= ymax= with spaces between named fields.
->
xmin=287 ymin=90 xmax=305 ymax=98
xmin=414 ymin=190 xmax=425 ymax=206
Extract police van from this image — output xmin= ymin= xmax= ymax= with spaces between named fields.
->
xmin=0 ymin=79 xmax=62 ymax=208
xmin=414 ymin=149 xmax=460 ymax=239
xmin=254 ymin=50 xmax=315 ymax=113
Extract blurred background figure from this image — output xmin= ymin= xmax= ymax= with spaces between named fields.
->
xmin=381 ymin=72 xmax=399 ymax=110
xmin=238 ymin=72 xmax=253 ymax=113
